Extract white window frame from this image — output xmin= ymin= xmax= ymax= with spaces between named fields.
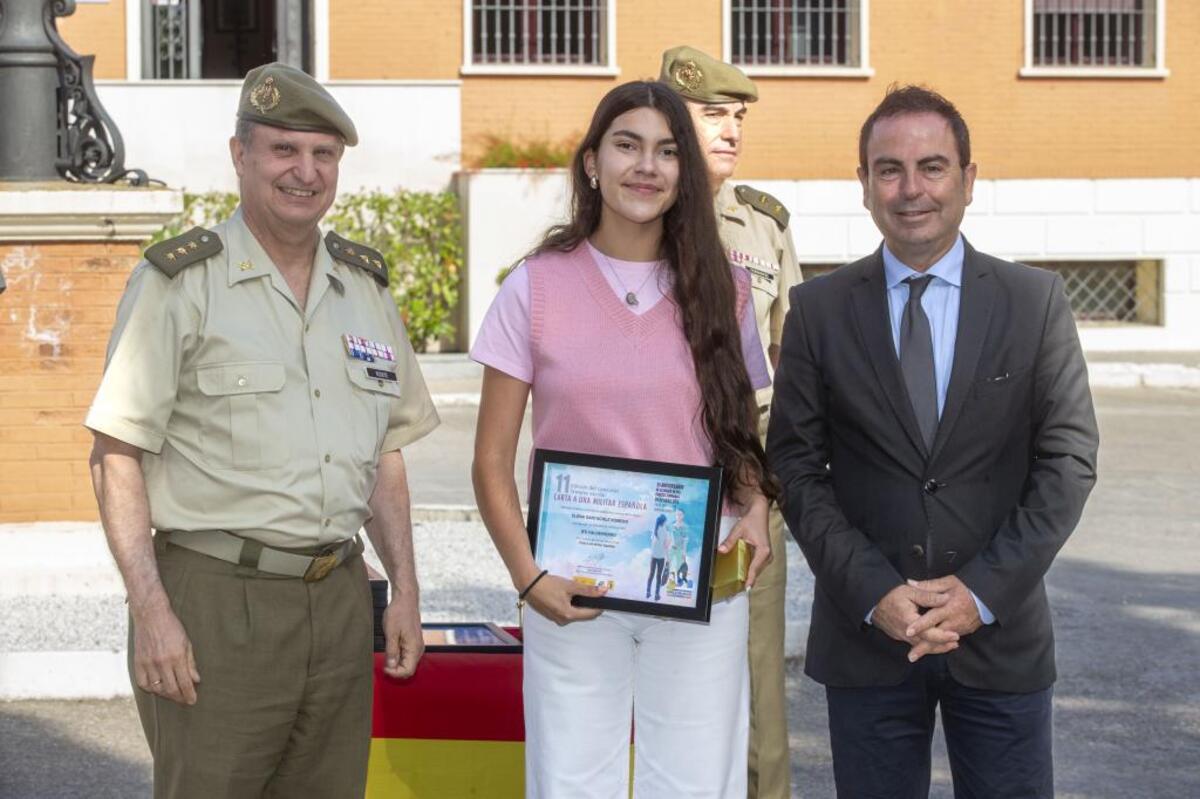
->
xmin=460 ymin=0 xmax=619 ymax=76
xmin=123 ymin=0 xmax=330 ymax=81
xmin=1020 ymin=0 xmax=1168 ymax=79
xmin=721 ymin=0 xmax=873 ymax=78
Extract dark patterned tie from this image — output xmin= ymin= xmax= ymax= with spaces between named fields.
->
xmin=900 ymin=275 xmax=938 ymax=452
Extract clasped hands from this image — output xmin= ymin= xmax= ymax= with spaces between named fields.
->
xmin=872 ymin=575 xmax=982 ymax=662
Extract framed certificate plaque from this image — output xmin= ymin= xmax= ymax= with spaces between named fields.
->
xmin=526 ymin=449 xmax=724 ymax=622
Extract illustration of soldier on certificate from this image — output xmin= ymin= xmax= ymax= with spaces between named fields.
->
xmin=527 ymin=449 xmax=722 ymax=622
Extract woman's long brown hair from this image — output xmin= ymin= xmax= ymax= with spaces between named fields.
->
xmin=532 ymin=81 xmax=777 ymax=502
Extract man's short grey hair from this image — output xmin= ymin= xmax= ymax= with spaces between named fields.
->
xmin=234 ymin=118 xmax=346 ymax=150
xmin=234 ymin=118 xmax=258 ymax=147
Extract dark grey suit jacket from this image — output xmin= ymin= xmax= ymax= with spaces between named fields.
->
xmin=766 ymin=240 xmax=1099 ymax=693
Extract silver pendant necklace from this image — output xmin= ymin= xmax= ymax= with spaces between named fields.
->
xmin=596 ymin=248 xmax=658 ymax=306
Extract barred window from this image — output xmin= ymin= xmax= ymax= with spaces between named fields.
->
xmin=1033 ymin=260 xmax=1161 ymax=324
xmin=801 ymin=261 xmax=1161 ymax=325
xmin=1030 ymin=0 xmax=1160 ymax=69
xmin=729 ymin=0 xmax=865 ymax=69
xmin=470 ymin=0 xmax=609 ymax=67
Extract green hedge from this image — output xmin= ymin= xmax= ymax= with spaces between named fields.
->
xmin=151 ymin=190 xmax=462 ymax=352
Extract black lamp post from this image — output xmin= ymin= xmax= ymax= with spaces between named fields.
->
xmin=0 ymin=0 xmax=146 ymax=183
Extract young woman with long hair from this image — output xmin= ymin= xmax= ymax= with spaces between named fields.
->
xmin=470 ymin=80 xmax=777 ymax=797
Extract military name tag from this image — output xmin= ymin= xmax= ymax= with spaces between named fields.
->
xmin=343 ymin=333 xmax=395 ymax=363
xmin=366 ymin=367 xmax=398 ymax=382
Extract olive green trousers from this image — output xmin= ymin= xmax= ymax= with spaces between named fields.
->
xmin=130 ymin=539 xmax=373 ymax=799
xmin=747 ymin=505 xmax=791 ymax=799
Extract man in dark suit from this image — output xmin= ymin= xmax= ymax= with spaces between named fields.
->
xmin=766 ymin=86 xmax=1099 ymax=797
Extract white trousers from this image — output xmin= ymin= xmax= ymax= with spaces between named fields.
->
xmin=522 ymin=590 xmax=750 ymax=798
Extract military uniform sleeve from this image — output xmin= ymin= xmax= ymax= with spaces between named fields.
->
xmin=84 ymin=263 xmax=198 ymax=453
xmin=379 ymin=296 xmax=440 ymax=452
xmin=772 ymin=225 xmax=803 ymax=349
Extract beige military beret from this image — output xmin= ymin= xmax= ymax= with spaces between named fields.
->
xmin=659 ymin=45 xmax=758 ymax=104
xmin=237 ymin=62 xmax=359 ymax=146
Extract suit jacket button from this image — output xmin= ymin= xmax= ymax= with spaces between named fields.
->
xmin=911 ymin=544 xmax=925 ymax=558
xmin=923 ymin=479 xmax=939 ymax=494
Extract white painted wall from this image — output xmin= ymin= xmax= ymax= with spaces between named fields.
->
xmin=95 ymin=80 xmax=462 ymax=193
xmin=460 ymin=175 xmax=1200 ymax=351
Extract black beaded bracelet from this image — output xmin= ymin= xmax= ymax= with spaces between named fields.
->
xmin=518 ymin=569 xmax=550 ymax=603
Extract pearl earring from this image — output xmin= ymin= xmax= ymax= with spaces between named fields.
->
xmin=589 ymin=175 xmax=599 ymax=190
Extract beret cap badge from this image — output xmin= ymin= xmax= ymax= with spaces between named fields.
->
xmin=673 ymin=61 xmax=703 ymax=93
xmin=250 ymin=76 xmax=281 ymax=114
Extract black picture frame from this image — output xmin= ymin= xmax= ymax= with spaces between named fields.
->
xmin=421 ymin=622 xmax=522 ymax=653
xmin=526 ymin=448 xmax=724 ymax=623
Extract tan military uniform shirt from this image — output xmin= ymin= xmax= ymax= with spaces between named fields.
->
xmin=86 ymin=209 xmax=439 ymax=548
xmin=716 ymin=181 xmax=803 ymax=408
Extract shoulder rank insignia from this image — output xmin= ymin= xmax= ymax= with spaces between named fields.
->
xmin=325 ymin=231 xmax=388 ymax=288
xmin=734 ymin=185 xmax=790 ymax=231
xmin=144 ymin=227 xmax=222 ymax=277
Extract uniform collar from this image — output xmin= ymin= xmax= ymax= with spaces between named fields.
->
xmin=882 ymin=234 xmax=965 ymax=290
xmin=225 ymin=207 xmax=344 ymax=300
xmin=715 ymin=181 xmax=748 ymax=225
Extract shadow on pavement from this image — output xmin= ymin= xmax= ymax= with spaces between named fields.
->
xmin=0 ymin=699 xmax=151 ymax=799
xmin=786 ymin=556 xmax=1200 ymax=799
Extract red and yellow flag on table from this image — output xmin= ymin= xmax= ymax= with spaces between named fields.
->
xmin=368 ymin=648 xmax=526 ymax=798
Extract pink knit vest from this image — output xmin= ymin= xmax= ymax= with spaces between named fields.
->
xmin=527 ymin=244 xmax=749 ymax=492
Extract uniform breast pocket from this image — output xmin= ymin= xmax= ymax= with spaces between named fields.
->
xmin=344 ymin=362 xmax=402 ymax=464
xmin=196 ymin=361 xmax=287 ymax=470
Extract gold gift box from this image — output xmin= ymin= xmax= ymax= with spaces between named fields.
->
xmin=710 ymin=539 xmax=749 ymax=602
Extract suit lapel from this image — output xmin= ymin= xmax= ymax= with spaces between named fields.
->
xmin=930 ymin=241 xmax=996 ymax=462
xmin=850 ymin=252 xmax=929 ymax=459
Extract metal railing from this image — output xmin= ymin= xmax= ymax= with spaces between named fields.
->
xmin=146 ymin=0 xmax=200 ymax=80
xmin=730 ymin=0 xmax=861 ymax=67
xmin=799 ymin=260 xmax=1160 ymax=325
xmin=1032 ymin=0 xmax=1156 ymax=67
xmin=471 ymin=0 xmax=607 ymax=65
xmin=1039 ymin=260 xmax=1161 ymax=324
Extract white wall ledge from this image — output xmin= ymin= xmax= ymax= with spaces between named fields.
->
xmin=0 ymin=185 xmax=183 ymax=242
xmin=1019 ymin=67 xmax=1170 ymax=79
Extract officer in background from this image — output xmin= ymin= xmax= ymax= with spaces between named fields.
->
xmin=86 ymin=63 xmax=439 ymax=798
xmin=661 ymin=45 xmax=803 ymax=799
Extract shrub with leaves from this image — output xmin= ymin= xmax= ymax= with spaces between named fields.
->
xmin=472 ymin=133 xmax=576 ymax=169
xmin=327 ymin=190 xmax=462 ymax=351
xmin=148 ymin=190 xmax=462 ymax=351
xmin=149 ymin=192 xmax=240 ymax=245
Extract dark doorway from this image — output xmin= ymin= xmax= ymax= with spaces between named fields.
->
xmin=201 ymin=0 xmax=276 ymax=78
xmin=143 ymin=0 xmax=311 ymax=80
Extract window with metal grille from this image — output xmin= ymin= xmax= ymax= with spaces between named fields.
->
xmin=1030 ymin=0 xmax=1159 ymax=68
xmin=470 ymin=0 xmax=608 ymax=66
xmin=1031 ymin=260 xmax=1161 ymax=324
xmin=729 ymin=0 xmax=864 ymax=68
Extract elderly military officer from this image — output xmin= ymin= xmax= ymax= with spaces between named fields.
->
xmin=661 ymin=45 xmax=802 ymax=799
xmin=86 ymin=63 xmax=439 ymax=798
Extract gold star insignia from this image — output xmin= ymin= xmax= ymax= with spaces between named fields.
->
xmin=175 ymin=246 xmax=188 ymax=255
xmin=345 ymin=247 xmax=357 ymax=257
xmin=187 ymin=241 xmax=199 ymax=251
xmin=359 ymin=254 xmax=369 ymax=263
xmin=239 ymin=261 xmax=254 ymax=271
xmin=165 ymin=252 xmax=176 ymax=261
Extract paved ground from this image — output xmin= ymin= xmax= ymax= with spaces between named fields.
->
xmin=2 ymin=387 xmax=1199 ymax=798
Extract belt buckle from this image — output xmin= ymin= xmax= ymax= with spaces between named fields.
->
xmin=304 ymin=549 xmax=339 ymax=582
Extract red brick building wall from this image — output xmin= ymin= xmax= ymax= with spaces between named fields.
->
xmin=0 ymin=242 xmax=140 ymax=523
